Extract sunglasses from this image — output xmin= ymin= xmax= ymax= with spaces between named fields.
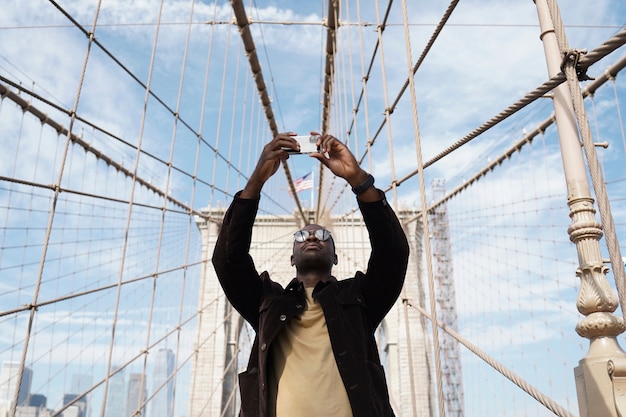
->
xmin=293 ymin=229 xmax=332 ymax=243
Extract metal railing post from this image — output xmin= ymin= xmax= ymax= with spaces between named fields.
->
xmin=534 ymin=1 xmax=626 ymax=416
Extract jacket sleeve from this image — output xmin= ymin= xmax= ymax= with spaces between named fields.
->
xmin=211 ymin=192 xmax=263 ymax=330
xmin=358 ymin=191 xmax=410 ymax=328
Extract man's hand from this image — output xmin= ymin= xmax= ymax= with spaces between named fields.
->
xmin=310 ymin=133 xmax=380 ymax=202
xmin=241 ymin=133 xmax=299 ymax=199
xmin=310 ymin=133 xmax=368 ymax=185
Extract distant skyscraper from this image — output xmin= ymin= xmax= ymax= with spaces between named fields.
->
xmin=70 ymin=374 xmax=92 ymax=417
xmin=70 ymin=374 xmax=92 ymax=395
xmin=126 ymin=373 xmax=146 ymax=417
xmin=63 ymin=394 xmax=87 ymax=417
xmin=104 ymin=366 xmax=126 ymax=417
xmin=15 ymin=404 xmax=53 ymax=417
xmin=151 ymin=349 xmax=175 ymax=417
xmin=28 ymin=394 xmax=47 ymax=408
xmin=0 ymin=361 xmax=32 ymax=412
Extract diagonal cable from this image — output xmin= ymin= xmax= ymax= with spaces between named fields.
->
xmin=230 ymin=0 xmax=308 ymax=223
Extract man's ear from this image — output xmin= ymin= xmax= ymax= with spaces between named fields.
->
xmin=333 ymin=254 xmax=338 ymax=265
xmin=291 ymin=254 xmax=295 ymax=266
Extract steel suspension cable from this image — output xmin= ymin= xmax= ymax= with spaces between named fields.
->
xmin=321 ymin=0 xmax=395 ymax=216
xmin=17 ymin=1 xmax=106 ymax=415
xmin=50 ymin=295 xmax=212 ymax=416
xmin=610 ymin=78 xmax=626 ymax=157
xmin=208 ymin=19 xmax=233 ymax=212
xmin=229 ymin=0 xmax=308 ymax=223
xmin=44 ymin=0 xmax=272 ymax=206
xmin=355 ymin=0 xmax=460 ymax=169
xmin=0 ymin=79 xmax=223 ymax=213
xmin=0 ymin=76 xmax=297 ymax=218
xmin=315 ymin=0 xmax=340 ymax=219
xmin=390 ymin=32 xmax=626 ymax=194
xmin=399 ymin=1 xmax=446 ymax=416
xmin=405 ymin=300 xmax=577 ymax=417
xmin=226 ymin=42 xmax=244 ymax=198
xmin=373 ymin=1 xmax=399 ymax=209
xmin=546 ymin=1 xmax=626 ymax=322
xmin=354 ymin=0 xmax=374 ymax=179
xmin=421 ymin=52 xmax=626 ymax=222
xmin=124 ymin=1 xmax=168 ymax=415
xmin=148 ymin=1 xmax=201 ymax=413
xmin=391 ymin=0 xmax=460 ymax=113
xmin=320 ymin=0 xmax=393 ymax=215
xmin=10 ymin=2 xmax=104 ymax=415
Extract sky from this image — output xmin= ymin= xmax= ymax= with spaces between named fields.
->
xmin=1 ymin=0 xmax=626 ymax=416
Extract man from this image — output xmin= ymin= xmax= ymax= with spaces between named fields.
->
xmin=212 ymin=132 xmax=410 ymax=417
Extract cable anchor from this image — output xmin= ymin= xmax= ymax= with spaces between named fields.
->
xmin=560 ymin=48 xmax=594 ymax=81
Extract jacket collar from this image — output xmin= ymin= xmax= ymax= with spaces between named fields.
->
xmin=284 ymin=276 xmax=338 ymax=295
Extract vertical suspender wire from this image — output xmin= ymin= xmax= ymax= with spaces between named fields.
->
xmin=243 ymin=92 xmax=255 ymax=192
xmin=155 ymin=2 xmax=200 ymax=415
xmin=226 ymin=42 xmax=243 ymax=198
xmin=1 ymin=108 xmax=25 ymax=370
xmin=206 ymin=18 xmax=234 ymax=411
xmin=546 ymin=0 xmax=626 ymax=321
xmin=352 ymin=7 xmax=386 ymax=170
xmin=222 ymin=33 xmax=244 ymax=411
xmin=231 ymin=0 xmax=307 ymax=221
xmin=131 ymin=2 xmax=167 ymax=415
xmin=588 ymin=94 xmax=604 ymax=167
xmin=236 ymin=69 xmax=251 ymax=191
xmin=335 ymin=9 xmax=352 ymax=219
xmin=341 ymin=0 xmax=361 ymax=283
xmin=354 ymin=0 xmax=374 ymax=184
xmin=337 ymin=15 xmax=351 ymax=162
xmin=189 ymin=0 xmax=220 ymax=411
xmin=233 ymin=47 xmax=251 ymax=409
xmin=14 ymin=1 xmax=102 ymax=415
xmin=373 ymin=3 xmax=417 ymax=415
xmin=317 ymin=0 xmax=340 ymax=220
xmin=588 ymin=94 xmax=610 ymax=185
xmin=343 ymin=0 xmax=359 ymax=156
xmin=208 ymin=18 xmax=232 ymax=211
xmin=398 ymin=1 xmax=444 ymax=416
xmin=174 ymin=1 xmax=207 ymax=410
xmin=372 ymin=0 xmax=398 ymax=207
xmin=610 ymin=76 xmax=626 ymax=159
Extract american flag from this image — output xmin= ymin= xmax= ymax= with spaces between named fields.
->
xmin=291 ymin=172 xmax=313 ymax=194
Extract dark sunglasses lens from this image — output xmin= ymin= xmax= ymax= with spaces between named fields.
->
xmin=293 ymin=229 xmax=331 ymax=242
xmin=294 ymin=231 xmax=307 ymax=242
xmin=315 ymin=229 xmax=330 ymax=241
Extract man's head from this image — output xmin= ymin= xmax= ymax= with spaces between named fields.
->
xmin=290 ymin=224 xmax=337 ymax=274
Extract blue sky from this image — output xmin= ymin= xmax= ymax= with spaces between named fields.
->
xmin=1 ymin=0 xmax=626 ymax=416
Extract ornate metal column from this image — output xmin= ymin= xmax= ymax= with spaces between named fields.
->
xmin=534 ymin=1 xmax=626 ymax=416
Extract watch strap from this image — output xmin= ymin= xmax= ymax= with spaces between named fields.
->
xmin=351 ymin=173 xmax=375 ymax=195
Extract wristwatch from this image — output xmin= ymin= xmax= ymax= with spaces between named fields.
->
xmin=351 ymin=173 xmax=375 ymax=195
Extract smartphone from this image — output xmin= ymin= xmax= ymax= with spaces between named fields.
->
xmin=283 ymin=135 xmax=321 ymax=154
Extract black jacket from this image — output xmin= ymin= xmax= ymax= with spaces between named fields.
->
xmin=212 ymin=190 xmax=410 ymax=417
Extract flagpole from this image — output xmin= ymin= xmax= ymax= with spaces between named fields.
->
xmin=310 ymin=170 xmax=314 ymax=210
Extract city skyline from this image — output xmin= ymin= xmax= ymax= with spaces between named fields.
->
xmin=0 ymin=360 xmax=178 ymax=417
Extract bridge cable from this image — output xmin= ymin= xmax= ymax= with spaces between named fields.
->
xmin=400 ymin=1 xmax=463 ymax=416
xmin=421 ymin=52 xmax=626 ymax=222
xmin=391 ymin=30 xmax=626 ymax=192
xmin=405 ymin=300 xmax=577 ymax=417
xmin=230 ymin=0 xmax=309 ymax=224
xmin=315 ymin=0 xmax=340 ymax=220
xmin=547 ymin=1 xmax=626 ymax=322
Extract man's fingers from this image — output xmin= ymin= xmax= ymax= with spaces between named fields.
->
xmin=272 ymin=135 xmax=300 ymax=152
